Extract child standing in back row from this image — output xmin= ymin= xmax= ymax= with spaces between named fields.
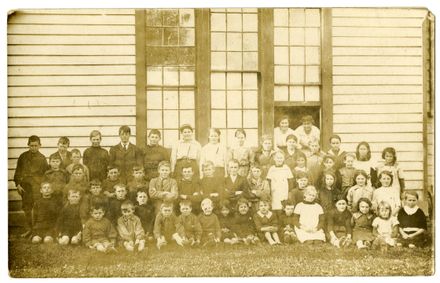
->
xmin=83 ymin=130 xmax=109 ymax=182
xmin=50 ymin=136 xmax=72 ymax=169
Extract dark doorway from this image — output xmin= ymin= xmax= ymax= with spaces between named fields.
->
xmin=274 ymin=106 xmax=321 ymax=132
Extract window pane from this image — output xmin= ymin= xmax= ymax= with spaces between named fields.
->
xmin=211 ymin=52 xmax=226 ymax=70
xmin=180 ymin=110 xmax=195 ymax=126
xmin=289 ymin=9 xmax=305 ymax=27
xmin=243 ymin=52 xmax=258 ymax=70
xmin=305 ymin=86 xmax=320 ymax=101
xmin=163 ymin=110 xmax=179 ymax=128
xmin=146 ymin=27 xmax=162 ymax=45
xmin=180 ymin=69 xmax=194 ymax=86
xmin=163 ymin=10 xmax=179 ymax=26
xmin=227 ymin=14 xmax=242 ymax=32
xmin=243 ymin=33 xmax=258 ymax=51
xmin=274 ymin=46 xmax=289 ymax=65
xmin=306 ymin=66 xmax=320 ymax=83
xmin=227 ymin=33 xmax=242 ymax=51
xmin=243 ymin=110 xmax=258 ymax=128
xmin=211 ymin=110 xmax=226 ymax=128
xmin=290 ymin=47 xmax=305 ymax=65
xmin=211 ymin=13 xmax=226 ymax=31
xmin=163 ymin=67 xmax=179 ymax=85
xmin=243 ymin=73 xmax=257 ymax=90
xmin=180 ymin=9 xmax=195 ymax=27
xmin=306 ymin=47 xmax=320 ymax=65
xmin=274 ymin=86 xmax=288 ymax=101
xmin=211 ymin=73 xmax=226 ymax=89
xmin=211 ymin=32 xmax=226 ymax=51
xmin=274 ymin=65 xmax=289 ymax=84
xmin=226 ymin=73 xmax=242 ymax=89
xmin=242 ymin=14 xmax=258 ymax=32
xmin=227 ymin=90 xmax=242 ymax=109
xmin=227 ymin=110 xmax=242 ymax=128
xmin=305 ymin=28 xmax=320 ymax=45
xmin=245 ymin=129 xmax=258 ymax=147
xmin=179 ymin=28 xmax=195 ymax=46
xmin=274 ymin=9 xmax=289 ymax=26
xmin=243 ymin=90 xmax=258 ymax=108
xmin=274 ymin=27 xmax=289 ymax=45
xmin=163 ymin=130 xmax=179 ymax=148
xmin=147 ymin=110 xmax=162 ymax=128
xmin=163 ymin=90 xmax=178 ymax=109
xmin=306 ymin=9 xmax=321 ymax=27
xmin=180 ymin=90 xmax=195 ymax=109
xmin=147 ymin=67 xmax=162 ymax=85
xmin=290 ymin=86 xmax=304 ymax=102
xmin=211 ymin=90 xmax=226 ymax=108
xmin=146 ymin=9 xmax=162 ymax=26
xmin=227 ymin=52 xmax=242 ymax=70
xmin=290 ymin=65 xmax=305 ymax=84
xmin=146 ymin=90 xmax=162 ymax=109
xmin=290 ymin=28 xmax=305 ymax=45
xmin=163 ymin=28 xmax=178 ymax=45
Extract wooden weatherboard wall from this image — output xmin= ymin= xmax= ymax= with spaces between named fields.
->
xmin=7 ymin=9 xmax=137 ymax=220
xmin=331 ymin=8 xmax=429 ymax=192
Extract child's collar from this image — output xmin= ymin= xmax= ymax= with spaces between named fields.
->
xmin=257 ymin=210 xmax=272 ymax=218
xmin=403 ymin=205 xmax=419 ymax=215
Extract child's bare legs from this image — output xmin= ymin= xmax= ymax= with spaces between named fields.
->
xmin=92 ymin=241 xmax=114 ymax=252
xmin=58 ymin=235 xmax=70 ymax=245
xmin=137 ymin=239 xmax=146 ymax=251
xmin=264 ymin=232 xmax=281 ymax=245
xmin=71 ymin=232 xmax=81 ymax=245
xmin=156 ymin=236 xmax=167 ymax=250
xmin=32 ymin=235 xmax=42 ymax=244
xmin=272 ymin=232 xmax=281 ymax=244
xmin=123 ymin=240 xmax=135 ymax=251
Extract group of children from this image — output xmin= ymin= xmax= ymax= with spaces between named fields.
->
xmin=13 ymin=123 xmax=428 ymax=253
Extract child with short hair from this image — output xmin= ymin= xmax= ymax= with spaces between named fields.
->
xmin=177 ymin=164 xmax=202 ymax=215
xmin=199 ymin=161 xmax=223 ymax=207
xmin=57 ymin=189 xmax=82 ymax=245
xmin=31 ymin=182 xmax=62 ymax=244
xmin=283 ymin=134 xmax=300 ymax=173
xmin=326 ymin=198 xmax=353 ymax=248
xmin=79 ymin=179 xmax=109 ymax=225
xmin=346 ymin=170 xmax=373 ymax=212
xmin=289 ymin=171 xmax=310 ymax=205
xmin=107 ymin=183 xmax=128 ymax=225
xmin=149 ymin=161 xmax=178 ymax=214
xmin=83 ymin=130 xmax=109 ymax=182
xmin=127 ymin=165 xmax=148 ymax=203
xmin=134 ymin=190 xmax=154 ymax=240
xmin=266 ymin=151 xmax=294 ymax=214
xmin=143 ymin=129 xmax=170 ymax=181
xmin=327 ymin=135 xmax=346 ymax=171
xmin=232 ymin=198 xmax=259 ymax=244
xmin=176 ymin=200 xmax=202 ymax=246
xmin=82 ymin=205 xmax=117 ymax=252
xmin=198 ymin=198 xmax=221 ymax=246
xmin=253 ymin=135 xmax=276 ymax=178
xmin=397 ymin=191 xmax=428 ymax=248
xmin=109 ymin=125 xmax=143 ymax=183
xmin=102 ymin=165 xmax=122 ymax=198
xmin=63 ymin=164 xmax=89 ymax=198
xmin=279 ymin=200 xmax=296 ymax=244
xmin=376 ymin=147 xmax=405 ymax=195
xmin=293 ymin=186 xmax=326 ymax=244
xmin=50 ymin=136 xmax=72 ymax=169
xmin=66 ymin=149 xmax=90 ymax=183
xmin=253 ymin=199 xmax=281 ymax=245
xmin=246 ymin=164 xmax=271 ymax=212
xmin=43 ymin=154 xmax=69 ymax=204
xmin=200 ymin=128 xmax=228 ymax=179
xmin=224 ymin=159 xmax=249 ymax=209
xmin=306 ymin=137 xmax=325 ymax=187
xmin=372 ymin=171 xmax=401 ymax=216
xmin=229 ymin=129 xmax=255 ymax=178
xmin=14 ymin=135 xmax=49 ymax=237
xmin=153 ymin=202 xmax=182 ymax=249
xmin=372 ymin=201 xmax=399 ymax=249
xmin=217 ymin=200 xmax=236 ymax=244
xmin=117 ymin=200 xmax=146 ymax=252
xmin=336 ymin=152 xmax=357 ymax=199
xmin=351 ymin=198 xmax=375 ymax=249
xmin=317 ymin=171 xmax=339 ymax=213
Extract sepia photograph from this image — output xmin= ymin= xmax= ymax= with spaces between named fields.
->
xmin=5 ymin=3 xmax=436 ymax=278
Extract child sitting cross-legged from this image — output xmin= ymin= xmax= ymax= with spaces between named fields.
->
xmin=176 ymin=200 xmax=202 ymax=246
xmin=82 ymin=205 xmax=117 ymax=253
xmin=351 ymin=198 xmax=375 ymax=249
xmin=326 ymin=197 xmax=353 ymax=248
xmin=79 ymin=179 xmax=109 ymax=225
xmin=198 ymin=198 xmax=221 ymax=246
xmin=117 ymin=200 xmax=146 ymax=252
xmin=253 ymin=199 xmax=281 ymax=245
xmin=293 ymin=186 xmax=326 ymax=244
xmin=31 ymin=182 xmax=62 ymax=244
xmin=231 ymin=198 xmax=259 ymax=245
xmin=397 ymin=191 xmax=428 ymax=248
xmin=153 ymin=202 xmax=183 ymax=250
xmin=217 ymin=200 xmax=236 ymax=244
xmin=371 ymin=201 xmax=399 ymax=250
xmin=279 ymin=200 xmax=297 ymax=244
xmin=57 ymin=188 xmax=82 ymax=246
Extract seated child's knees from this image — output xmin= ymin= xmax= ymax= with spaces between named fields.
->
xmin=32 ymin=235 xmax=42 ymax=244
xmin=71 ymin=235 xmax=81 ymax=245
xmin=96 ymin=243 xmax=107 ymax=252
xmin=43 ymin=236 xmax=54 ymax=244
xmin=58 ymin=235 xmax=70 ymax=245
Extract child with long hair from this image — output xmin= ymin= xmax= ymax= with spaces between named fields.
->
xmin=317 ymin=170 xmax=339 ymax=213
xmin=372 ymin=171 xmax=401 ymax=216
xmin=229 ymin=129 xmax=254 ymax=178
xmin=346 ymin=170 xmax=374 ymax=212
xmin=351 ymin=198 xmax=375 ymax=249
xmin=376 ymin=147 xmax=405 ymax=195
xmin=253 ymin=135 xmax=276 ymax=179
xmin=353 ymin=142 xmax=376 ymax=187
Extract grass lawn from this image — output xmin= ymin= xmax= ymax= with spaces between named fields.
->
xmin=8 ymin=227 xmax=434 ymax=278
